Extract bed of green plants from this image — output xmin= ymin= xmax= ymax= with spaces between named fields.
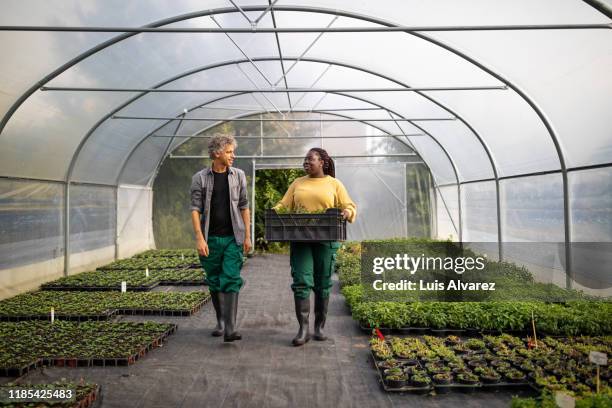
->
xmin=511 ymin=389 xmax=612 ymax=408
xmin=0 ymin=291 xmax=209 ymax=319
xmin=337 ymin=239 xmax=611 ymax=336
xmin=134 ymin=249 xmax=198 ymax=258
xmin=97 ymin=256 xmax=198 ymax=270
xmin=40 ymin=268 xmax=205 ymax=291
xmin=346 ymin=292 xmax=611 ymax=335
xmin=371 ymin=333 xmax=611 ymax=396
xmin=0 ymin=321 xmax=175 ymax=370
xmin=41 ymin=270 xmax=159 ymax=290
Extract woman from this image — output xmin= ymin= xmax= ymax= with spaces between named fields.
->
xmin=274 ymin=148 xmax=357 ymax=346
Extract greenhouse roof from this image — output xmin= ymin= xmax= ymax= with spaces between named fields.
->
xmin=0 ymin=0 xmax=610 ymax=187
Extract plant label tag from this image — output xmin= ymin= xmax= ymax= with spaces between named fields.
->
xmin=50 ymin=307 xmax=54 ymax=323
xmin=181 ymin=254 xmax=185 ymax=260
xmin=121 ymin=281 xmax=127 ymax=293
xmin=145 ymin=267 xmax=149 ymax=277
xmin=554 ymin=391 xmax=575 ymax=408
xmin=589 ymin=351 xmax=607 ymax=366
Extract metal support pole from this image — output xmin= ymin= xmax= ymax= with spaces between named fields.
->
xmin=42 ymin=85 xmax=507 ymax=93
xmin=251 ymin=159 xmax=256 ymax=254
xmin=404 ymin=163 xmax=408 ymax=237
xmin=171 ymin=153 xmax=418 ymax=159
xmin=260 ymin=113 xmax=263 ymax=156
xmin=63 ymin=182 xmax=70 ymax=276
xmin=3 ymin=23 xmax=609 ymax=33
xmin=150 ymin=133 xmax=425 ymax=139
xmin=114 ymin=186 xmax=119 ymax=260
xmin=111 ymin=115 xmax=456 ymax=122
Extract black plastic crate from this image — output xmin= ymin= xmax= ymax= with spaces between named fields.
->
xmin=265 ymin=208 xmax=346 ymax=242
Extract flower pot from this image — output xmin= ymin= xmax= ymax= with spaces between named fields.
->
xmin=386 ymin=377 xmax=408 ymax=389
xmin=411 ymin=377 xmax=431 ymax=388
xmin=480 ymin=374 xmax=501 ymax=384
xmin=433 ymin=374 xmax=452 ymax=385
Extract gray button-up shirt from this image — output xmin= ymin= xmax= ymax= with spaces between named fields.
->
xmin=190 ymin=167 xmax=249 ymax=244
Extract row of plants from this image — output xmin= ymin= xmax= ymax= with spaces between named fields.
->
xmin=371 ymin=333 xmax=611 ymax=396
xmin=511 ymin=389 xmax=612 ymax=408
xmin=41 ymin=270 xmax=159 ymax=291
xmin=0 ymin=379 xmax=99 ymax=408
xmin=0 ymin=291 xmax=210 ymax=320
xmin=41 ymin=268 xmax=205 ymax=291
xmin=343 ymin=286 xmax=612 ymax=335
xmin=337 ymin=239 xmax=596 ymax=302
xmin=97 ymin=257 xmax=199 ymax=271
xmin=134 ymin=249 xmax=197 ymax=258
xmin=0 ymin=321 xmax=176 ymax=375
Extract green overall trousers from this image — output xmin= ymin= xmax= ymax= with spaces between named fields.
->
xmin=289 ymin=241 xmax=342 ymax=299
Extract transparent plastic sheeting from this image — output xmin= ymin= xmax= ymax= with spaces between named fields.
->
xmin=0 ymin=178 xmax=64 ymax=270
xmin=68 ymin=184 xmax=115 ymax=254
xmin=117 ymin=185 xmax=154 ymax=258
xmin=1 ymin=2 xmax=609 ymax=188
xmin=568 ymin=167 xmax=612 ymax=292
xmin=434 ymin=184 xmax=459 ymax=241
xmin=335 ymin=163 xmax=407 ymax=241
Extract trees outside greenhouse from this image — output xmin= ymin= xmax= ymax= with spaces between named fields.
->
xmin=0 ymin=1 xmax=611 ymax=407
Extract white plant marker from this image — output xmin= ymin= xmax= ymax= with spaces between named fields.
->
xmin=554 ymin=391 xmax=575 ymax=408
xmin=181 ymin=253 xmax=185 ymax=261
xmin=121 ymin=281 xmax=127 ymax=293
xmin=50 ymin=307 xmax=54 ymax=324
xmin=145 ymin=267 xmax=149 ymax=277
xmin=589 ymin=351 xmax=608 ymax=393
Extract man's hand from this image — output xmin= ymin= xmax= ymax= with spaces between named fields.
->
xmin=197 ymin=238 xmax=209 ymax=257
xmin=341 ymin=209 xmax=351 ymax=220
xmin=243 ymin=237 xmax=252 ymax=255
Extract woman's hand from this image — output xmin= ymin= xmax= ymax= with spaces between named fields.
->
xmin=341 ymin=209 xmax=351 ymax=220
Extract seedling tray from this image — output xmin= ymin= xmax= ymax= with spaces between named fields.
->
xmin=371 ymin=350 xmax=433 ymax=394
xmin=265 ymin=208 xmax=346 ymax=242
xmin=0 ymin=310 xmax=119 ymax=322
xmin=38 ymin=324 xmax=177 ymax=370
xmin=41 ymin=282 xmax=159 ymax=292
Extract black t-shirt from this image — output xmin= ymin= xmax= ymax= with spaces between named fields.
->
xmin=208 ymin=169 xmax=234 ymax=237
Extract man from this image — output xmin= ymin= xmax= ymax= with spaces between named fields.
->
xmin=190 ymin=134 xmax=252 ymax=342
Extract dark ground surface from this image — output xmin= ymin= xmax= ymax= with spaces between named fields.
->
xmin=6 ymin=254 xmax=536 ymax=407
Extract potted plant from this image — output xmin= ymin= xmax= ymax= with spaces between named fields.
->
xmin=474 ymin=367 xmax=501 ymax=384
xmin=411 ymin=373 xmax=432 ymax=387
xmin=385 ymin=373 xmax=408 ymax=388
xmin=432 ymin=372 xmax=452 ymax=385
xmin=456 ymin=372 xmax=479 ymax=385
xmin=505 ymin=369 xmax=527 ymax=383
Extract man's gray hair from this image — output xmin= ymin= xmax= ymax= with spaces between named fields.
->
xmin=208 ymin=134 xmax=237 ymax=159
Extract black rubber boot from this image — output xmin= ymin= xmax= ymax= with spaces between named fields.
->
xmin=223 ymin=292 xmax=242 ymax=342
xmin=313 ymin=294 xmax=329 ymax=341
xmin=292 ymin=296 xmax=311 ymax=346
xmin=210 ymin=291 xmax=225 ymax=337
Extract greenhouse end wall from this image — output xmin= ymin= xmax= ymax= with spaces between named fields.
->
xmin=0 ymin=181 xmax=155 ymax=300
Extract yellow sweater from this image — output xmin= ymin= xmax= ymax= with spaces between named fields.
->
xmin=274 ymin=175 xmax=357 ymax=223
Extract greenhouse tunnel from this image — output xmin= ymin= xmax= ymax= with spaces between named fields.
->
xmin=1 ymin=1 xmax=611 ymax=302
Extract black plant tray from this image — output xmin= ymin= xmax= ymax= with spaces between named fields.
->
xmin=433 ymin=382 xmax=482 ymax=393
xmin=0 ymin=309 xmax=119 ymax=322
xmin=3 ymin=324 xmax=178 ymax=375
xmin=41 ymin=282 xmax=160 ymax=292
xmin=480 ymin=380 xmax=531 ymax=391
xmin=116 ymin=296 xmax=209 ymax=316
xmin=158 ymin=280 xmax=205 ymax=286
xmin=371 ymin=350 xmax=433 ymax=394
xmin=0 ymin=359 xmax=41 ymax=377
xmin=265 ymin=208 xmax=346 ymax=242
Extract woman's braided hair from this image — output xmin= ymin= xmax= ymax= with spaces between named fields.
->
xmin=308 ymin=147 xmax=335 ymax=178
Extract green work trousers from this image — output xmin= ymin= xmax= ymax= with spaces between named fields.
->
xmin=289 ymin=241 xmax=342 ymax=299
xmin=199 ymin=235 xmax=244 ymax=293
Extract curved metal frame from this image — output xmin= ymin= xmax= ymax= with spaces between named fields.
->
xmin=0 ymin=5 xmax=575 ymax=282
